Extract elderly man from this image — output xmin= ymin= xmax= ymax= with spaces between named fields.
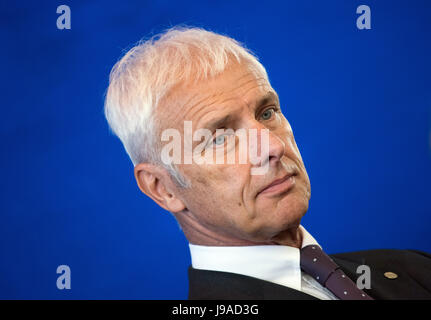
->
xmin=104 ymin=27 xmax=431 ymax=300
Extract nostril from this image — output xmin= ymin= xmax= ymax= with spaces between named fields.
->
xmin=268 ymin=153 xmax=282 ymax=164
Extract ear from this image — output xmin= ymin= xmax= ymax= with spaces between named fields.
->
xmin=134 ymin=163 xmax=186 ymax=213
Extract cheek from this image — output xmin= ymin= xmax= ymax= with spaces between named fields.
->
xmin=189 ymin=166 xmax=253 ymax=222
xmin=184 ymin=165 xmax=244 ymax=203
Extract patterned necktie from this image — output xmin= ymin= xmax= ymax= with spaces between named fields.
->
xmin=300 ymin=245 xmax=373 ymax=300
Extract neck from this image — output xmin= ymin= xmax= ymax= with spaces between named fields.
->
xmin=269 ymin=227 xmax=303 ymax=248
xmin=174 ymin=211 xmax=303 ymax=248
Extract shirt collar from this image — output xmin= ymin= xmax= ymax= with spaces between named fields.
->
xmin=189 ymin=225 xmax=321 ymax=292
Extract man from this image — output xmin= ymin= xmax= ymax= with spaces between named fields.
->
xmin=104 ymin=27 xmax=431 ymax=300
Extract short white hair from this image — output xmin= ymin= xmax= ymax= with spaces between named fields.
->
xmin=104 ymin=26 xmax=268 ymax=186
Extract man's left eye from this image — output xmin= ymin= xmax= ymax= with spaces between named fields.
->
xmin=260 ymin=108 xmax=275 ymax=120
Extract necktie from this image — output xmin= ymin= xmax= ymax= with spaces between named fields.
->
xmin=300 ymin=245 xmax=373 ymax=300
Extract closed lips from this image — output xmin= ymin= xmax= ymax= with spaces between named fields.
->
xmin=258 ymin=172 xmax=296 ymax=195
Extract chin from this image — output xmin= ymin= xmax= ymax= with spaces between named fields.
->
xmin=244 ymin=189 xmax=310 ymax=240
xmin=275 ymin=193 xmax=309 ymax=226
xmin=246 ymin=204 xmax=306 ymax=242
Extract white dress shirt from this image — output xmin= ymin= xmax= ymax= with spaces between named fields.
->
xmin=189 ymin=225 xmax=338 ymax=300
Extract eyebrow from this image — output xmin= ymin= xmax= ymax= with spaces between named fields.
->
xmin=204 ymin=114 xmax=232 ymax=132
xmin=200 ymin=91 xmax=279 ymax=132
xmin=257 ymin=91 xmax=279 ymax=110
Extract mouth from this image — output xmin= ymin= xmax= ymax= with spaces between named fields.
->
xmin=257 ymin=172 xmax=298 ymax=197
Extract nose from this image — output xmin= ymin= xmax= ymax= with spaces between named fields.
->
xmin=248 ymin=124 xmax=285 ymax=174
xmin=267 ymin=131 xmax=285 ymax=166
xmin=261 ymin=129 xmax=286 ymax=167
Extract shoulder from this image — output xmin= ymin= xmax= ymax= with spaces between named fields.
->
xmin=330 ymin=249 xmax=431 ymax=299
xmin=330 ymin=248 xmax=431 ymax=269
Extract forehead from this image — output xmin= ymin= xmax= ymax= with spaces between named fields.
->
xmin=158 ymin=62 xmax=274 ymax=129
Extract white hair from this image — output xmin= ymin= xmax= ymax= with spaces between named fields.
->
xmin=104 ymin=26 xmax=268 ymax=187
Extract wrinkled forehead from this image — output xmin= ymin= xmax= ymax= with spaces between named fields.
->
xmin=156 ymin=62 xmax=272 ymax=131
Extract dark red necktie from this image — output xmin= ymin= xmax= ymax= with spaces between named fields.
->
xmin=300 ymin=245 xmax=373 ymax=300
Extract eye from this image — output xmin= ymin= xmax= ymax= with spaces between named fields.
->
xmin=260 ymin=108 xmax=275 ymax=121
xmin=213 ymin=134 xmax=226 ymax=146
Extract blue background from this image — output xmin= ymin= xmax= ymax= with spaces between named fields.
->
xmin=1 ymin=0 xmax=430 ymax=299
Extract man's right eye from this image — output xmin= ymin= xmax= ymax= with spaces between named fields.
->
xmin=213 ymin=135 xmax=226 ymax=146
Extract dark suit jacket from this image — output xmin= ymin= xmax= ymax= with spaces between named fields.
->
xmin=188 ymin=249 xmax=431 ymax=300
